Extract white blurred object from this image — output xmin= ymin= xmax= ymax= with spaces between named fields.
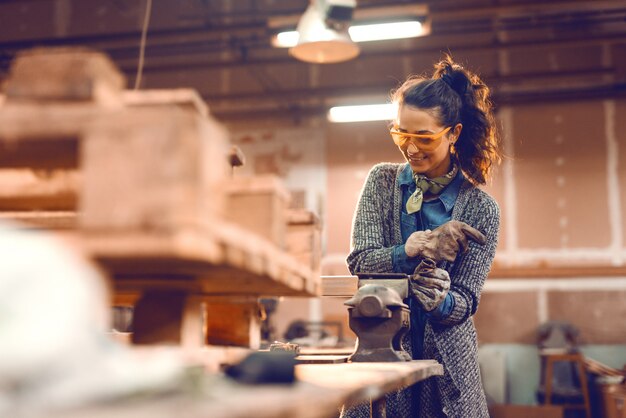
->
xmin=0 ymin=221 xmax=185 ymax=413
xmin=0 ymin=221 xmax=110 ymax=381
xmin=478 ymin=345 xmax=507 ymax=404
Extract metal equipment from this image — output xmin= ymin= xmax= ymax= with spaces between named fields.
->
xmin=344 ymin=273 xmax=411 ymax=362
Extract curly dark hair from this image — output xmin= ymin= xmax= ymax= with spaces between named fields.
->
xmin=390 ymin=55 xmax=501 ymax=185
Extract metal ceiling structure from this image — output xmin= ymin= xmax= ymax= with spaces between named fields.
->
xmin=1 ymin=0 xmax=625 ymax=123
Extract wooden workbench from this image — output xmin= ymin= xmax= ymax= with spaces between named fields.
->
xmin=46 ymin=360 xmax=443 ymax=418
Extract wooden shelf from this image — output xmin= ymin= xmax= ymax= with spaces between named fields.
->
xmin=0 ymin=211 xmax=319 ymax=296
xmin=85 ymin=221 xmax=320 ymax=297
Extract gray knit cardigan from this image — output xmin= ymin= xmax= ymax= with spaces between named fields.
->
xmin=345 ymin=162 xmax=500 ymax=418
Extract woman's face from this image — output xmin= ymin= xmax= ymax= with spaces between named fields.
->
xmin=395 ymin=104 xmax=461 ymax=178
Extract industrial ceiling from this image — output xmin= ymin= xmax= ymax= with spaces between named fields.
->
xmin=0 ymin=0 xmax=625 ymax=124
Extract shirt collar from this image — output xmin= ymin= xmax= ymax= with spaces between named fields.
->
xmin=399 ymin=163 xmax=414 ymax=187
xmin=399 ymin=163 xmax=464 ymax=212
xmin=439 ymin=170 xmax=464 ymax=211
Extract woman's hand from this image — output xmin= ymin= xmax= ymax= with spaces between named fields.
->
xmin=410 ymin=258 xmax=450 ymax=311
xmin=405 ymin=229 xmax=433 ymax=258
xmin=405 ymin=220 xmax=486 ymax=262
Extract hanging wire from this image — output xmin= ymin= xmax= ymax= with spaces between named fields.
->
xmin=134 ymin=0 xmax=153 ymax=90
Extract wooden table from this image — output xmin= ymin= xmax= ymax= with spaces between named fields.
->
xmin=46 ymin=360 xmax=443 ymax=418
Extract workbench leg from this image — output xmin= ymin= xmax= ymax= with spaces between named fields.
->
xmin=132 ymin=291 xmax=206 ymax=348
xmin=371 ymin=396 xmax=386 ymax=418
xmin=206 ymin=300 xmax=262 ymax=349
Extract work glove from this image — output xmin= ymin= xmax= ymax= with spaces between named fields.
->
xmin=409 ymin=258 xmax=450 ymax=312
xmin=405 ymin=220 xmax=486 ymax=262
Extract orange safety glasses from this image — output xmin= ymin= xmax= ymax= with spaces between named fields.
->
xmin=389 ymin=126 xmax=452 ymax=152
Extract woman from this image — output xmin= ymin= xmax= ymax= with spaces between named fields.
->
xmin=343 ymin=56 xmax=501 ymax=417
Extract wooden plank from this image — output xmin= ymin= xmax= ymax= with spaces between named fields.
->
xmin=123 ymin=89 xmax=208 ymax=117
xmin=0 ymin=137 xmax=79 ymax=169
xmin=0 ymin=169 xmax=78 ymax=210
xmin=322 ymin=275 xmax=358 ymax=297
xmin=0 ymin=211 xmax=77 ymax=229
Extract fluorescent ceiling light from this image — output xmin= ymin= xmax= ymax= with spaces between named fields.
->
xmin=273 ymin=20 xmax=425 ymax=48
xmin=328 ymin=103 xmax=395 ymax=123
xmin=274 ymin=31 xmax=299 ymax=48
xmin=349 ymin=21 xmax=423 ymax=42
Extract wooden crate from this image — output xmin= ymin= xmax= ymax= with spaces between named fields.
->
xmin=3 ymin=47 xmax=125 ymax=105
xmin=222 ymin=175 xmax=290 ymax=249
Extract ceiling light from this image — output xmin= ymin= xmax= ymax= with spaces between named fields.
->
xmin=289 ymin=0 xmax=359 ymax=64
xmin=270 ymin=4 xmax=430 ymax=50
xmin=273 ymin=19 xmax=428 ymax=48
xmin=273 ymin=31 xmax=299 ymax=48
xmin=328 ymin=103 xmax=396 ymax=123
xmin=349 ymin=20 xmax=423 ymax=42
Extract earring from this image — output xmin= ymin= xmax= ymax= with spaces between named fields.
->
xmin=450 ymin=141 xmax=456 ymax=154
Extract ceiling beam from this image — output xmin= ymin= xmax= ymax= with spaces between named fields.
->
xmin=102 ymin=31 xmax=626 ymax=73
xmin=0 ymin=0 xmax=623 ymax=53
xmin=192 ymin=67 xmax=612 ymax=105
xmin=212 ymin=82 xmax=626 ymax=122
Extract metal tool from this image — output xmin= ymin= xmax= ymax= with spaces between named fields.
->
xmin=344 ymin=273 xmax=411 ymax=362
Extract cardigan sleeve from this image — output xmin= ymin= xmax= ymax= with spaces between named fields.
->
xmin=429 ymin=191 xmax=500 ymax=326
xmin=346 ymin=164 xmax=397 ymax=274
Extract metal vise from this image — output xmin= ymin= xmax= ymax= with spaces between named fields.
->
xmin=344 ymin=273 xmax=411 ymax=362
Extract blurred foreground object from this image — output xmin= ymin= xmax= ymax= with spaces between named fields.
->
xmin=224 ymin=351 xmax=296 ymax=384
xmin=0 ymin=221 xmax=185 ymax=414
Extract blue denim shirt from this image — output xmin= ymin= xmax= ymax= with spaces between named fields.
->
xmin=391 ymin=163 xmax=464 ymax=358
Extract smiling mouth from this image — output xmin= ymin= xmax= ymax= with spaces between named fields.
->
xmin=409 ymin=156 xmax=427 ymax=162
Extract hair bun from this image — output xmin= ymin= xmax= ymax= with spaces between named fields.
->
xmin=441 ymin=70 xmax=468 ymax=96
